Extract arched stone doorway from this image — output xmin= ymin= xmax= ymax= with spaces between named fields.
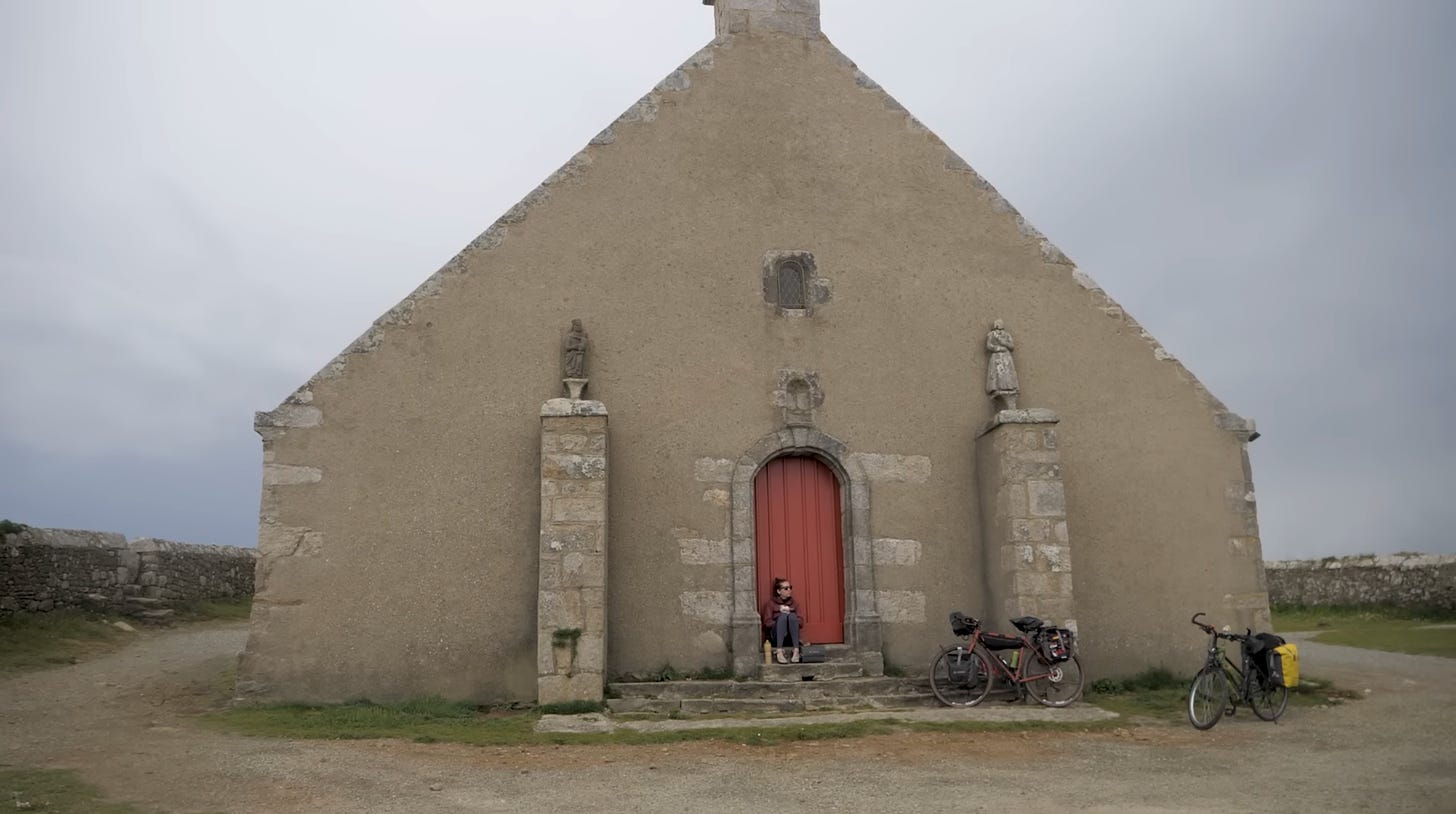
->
xmin=728 ymin=427 xmax=883 ymax=676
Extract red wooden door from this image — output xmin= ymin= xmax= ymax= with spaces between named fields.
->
xmin=754 ymin=456 xmax=845 ymax=643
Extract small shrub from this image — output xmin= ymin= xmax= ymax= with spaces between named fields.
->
xmin=551 ymin=627 xmax=582 ymax=648
xmin=538 ymin=700 xmax=604 ymax=715
xmin=623 ymin=663 xmax=684 ymax=682
xmin=1090 ymin=678 xmax=1124 ymax=694
xmin=0 ymin=518 xmax=28 ymax=536
xmin=1088 ymin=667 xmax=1183 ymax=696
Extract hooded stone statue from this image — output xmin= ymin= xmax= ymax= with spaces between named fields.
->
xmin=985 ymin=319 xmax=1019 ymax=411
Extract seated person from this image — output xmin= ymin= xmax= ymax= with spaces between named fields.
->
xmin=760 ymin=577 xmax=802 ymax=664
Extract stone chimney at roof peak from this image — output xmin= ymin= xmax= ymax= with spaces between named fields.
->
xmin=707 ymin=0 xmax=821 ymax=39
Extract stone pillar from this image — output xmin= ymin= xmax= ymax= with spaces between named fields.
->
xmin=975 ymin=409 xmax=1077 ymax=631
xmin=537 ymin=398 xmax=608 ymax=705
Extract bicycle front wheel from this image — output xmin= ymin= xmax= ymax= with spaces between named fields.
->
xmin=1187 ymin=667 xmax=1228 ymax=730
xmin=930 ymin=647 xmax=992 ymax=707
xmin=1249 ymin=677 xmax=1290 ymax=721
xmin=1024 ymin=651 xmax=1085 ymax=707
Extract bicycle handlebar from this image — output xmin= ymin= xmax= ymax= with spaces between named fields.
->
xmin=1191 ymin=612 xmax=1253 ymax=642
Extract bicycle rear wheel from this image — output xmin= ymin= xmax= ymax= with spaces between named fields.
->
xmin=1249 ymin=677 xmax=1290 ymax=721
xmin=930 ymin=646 xmax=992 ymax=707
xmin=1187 ymin=667 xmax=1228 ymax=730
xmin=1024 ymin=651 xmax=1084 ymax=707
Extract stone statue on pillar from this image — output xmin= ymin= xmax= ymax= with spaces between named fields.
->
xmin=563 ymin=319 xmax=588 ymax=399
xmin=985 ymin=319 xmax=1019 ymax=411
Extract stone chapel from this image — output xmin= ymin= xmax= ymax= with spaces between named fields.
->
xmin=238 ymin=0 xmax=1270 ymax=705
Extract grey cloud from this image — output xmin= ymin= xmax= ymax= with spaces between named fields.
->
xmin=2 ymin=1 xmax=1452 ymax=556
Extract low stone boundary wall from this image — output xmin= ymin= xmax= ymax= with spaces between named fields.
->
xmin=1265 ymin=554 xmax=1456 ymax=612
xmin=1 ymin=526 xmax=256 ymax=618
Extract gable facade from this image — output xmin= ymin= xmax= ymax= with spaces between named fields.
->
xmin=238 ymin=1 xmax=1268 ymax=703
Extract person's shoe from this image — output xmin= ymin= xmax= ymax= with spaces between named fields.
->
xmin=775 ymin=649 xmax=788 ymax=664
xmin=790 ymin=649 xmax=801 ymax=663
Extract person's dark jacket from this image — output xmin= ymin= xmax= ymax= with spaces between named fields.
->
xmin=760 ymin=594 xmax=802 ymax=630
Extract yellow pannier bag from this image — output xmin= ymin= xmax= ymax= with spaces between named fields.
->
xmin=1270 ymin=643 xmax=1300 ymax=688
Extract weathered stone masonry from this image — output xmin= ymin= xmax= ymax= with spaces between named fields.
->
xmin=1 ymin=527 xmax=256 ymax=616
xmin=537 ymin=398 xmax=609 ymax=704
xmin=975 ymin=409 xmax=1076 ymax=630
xmin=1266 ymin=554 xmax=1455 ymax=612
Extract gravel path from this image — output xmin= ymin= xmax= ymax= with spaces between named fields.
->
xmin=2 ymin=623 xmax=1453 ymax=813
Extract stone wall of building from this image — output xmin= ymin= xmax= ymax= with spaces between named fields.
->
xmin=0 ymin=527 xmax=256 ymax=617
xmin=1265 ymin=554 xmax=1455 ymax=611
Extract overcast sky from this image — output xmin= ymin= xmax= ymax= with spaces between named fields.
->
xmin=2 ymin=1 xmax=1453 ymax=560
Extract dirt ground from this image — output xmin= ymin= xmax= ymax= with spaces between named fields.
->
xmin=3 ymin=622 xmax=1453 ymax=813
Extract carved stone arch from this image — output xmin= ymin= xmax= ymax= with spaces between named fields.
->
xmin=728 ymin=426 xmax=884 ymax=676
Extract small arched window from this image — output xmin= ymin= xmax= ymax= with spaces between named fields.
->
xmin=777 ymin=259 xmax=806 ymax=309
xmin=762 ymin=251 xmax=818 ymax=315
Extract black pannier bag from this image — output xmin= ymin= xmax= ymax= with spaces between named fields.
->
xmin=1244 ymin=632 xmax=1285 ymax=681
xmin=1037 ymin=627 xmax=1075 ymax=662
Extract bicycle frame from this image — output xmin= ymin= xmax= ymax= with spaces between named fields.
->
xmin=1200 ymin=629 xmax=1256 ymax=708
xmin=959 ymin=628 xmax=1063 ymax=692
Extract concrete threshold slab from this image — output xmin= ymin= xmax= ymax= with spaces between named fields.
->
xmin=535 ymin=704 xmax=1116 ymax=734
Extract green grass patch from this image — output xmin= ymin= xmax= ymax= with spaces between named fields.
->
xmin=1082 ymin=666 xmax=1354 ymax=722
xmin=206 ymin=699 xmax=921 ymax=746
xmin=209 ymin=677 xmax=1361 ymax=746
xmin=0 ymin=599 xmax=251 ymax=675
xmin=204 ymin=697 xmax=523 ymax=743
xmin=0 ymin=610 xmax=134 ymax=674
xmin=1085 ymin=668 xmax=1190 ymax=723
xmin=1273 ymin=604 xmax=1456 ymax=658
xmin=172 ymin=597 xmax=252 ymax=622
xmin=1273 ymin=603 xmax=1456 ymax=628
xmin=0 ymin=766 xmax=154 ymax=813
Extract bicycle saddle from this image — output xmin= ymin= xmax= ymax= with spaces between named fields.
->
xmin=1010 ymin=616 xmax=1044 ymax=633
xmin=949 ymin=612 xmax=979 ymax=636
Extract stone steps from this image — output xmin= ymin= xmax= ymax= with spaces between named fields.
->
xmin=760 ymin=660 xmax=866 ymax=682
xmin=606 ymin=675 xmax=937 ymax=715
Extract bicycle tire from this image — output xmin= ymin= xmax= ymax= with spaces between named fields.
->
xmin=930 ymin=646 xmax=992 ymax=707
xmin=1249 ymin=677 xmax=1290 ymax=721
xmin=1187 ymin=667 xmax=1228 ymax=730
xmin=1025 ymin=651 xmax=1085 ymax=707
